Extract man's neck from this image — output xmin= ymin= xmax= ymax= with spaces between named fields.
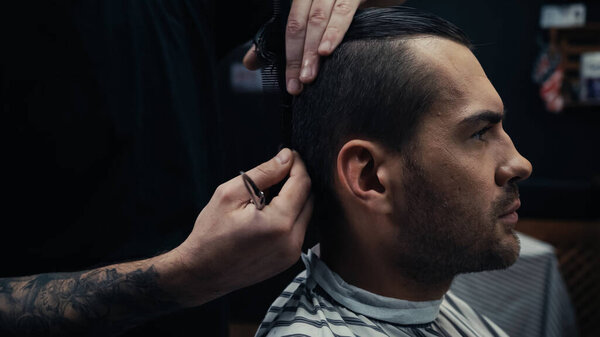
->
xmin=319 ymin=235 xmax=453 ymax=302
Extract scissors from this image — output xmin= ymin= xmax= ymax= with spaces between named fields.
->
xmin=240 ymin=171 xmax=266 ymax=210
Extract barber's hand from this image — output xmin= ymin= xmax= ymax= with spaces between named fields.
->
xmin=243 ymin=0 xmax=366 ymax=95
xmin=243 ymin=0 xmax=406 ymax=96
xmin=169 ymin=148 xmax=313 ymax=306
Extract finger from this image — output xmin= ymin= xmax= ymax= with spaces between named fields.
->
xmin=243 ymin=148 xmax=295 ymax=191
xmin=299 ymin=0 xmax=335 ymax=84
xmin=317 ymin=0 xmax=360 ymax=56
xmin=219 ymin=148 xmax=294 ymax=207
xmin=286 ymin=0 xmax=312 ymax=95
xmin=270 ymin=151 xmax=312 ymax=216
xmin=242 ymin=45 xmax=260 ymax=70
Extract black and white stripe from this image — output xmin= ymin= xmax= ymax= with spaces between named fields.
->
xmin=255 ymin=269 xmax=509 ymax=337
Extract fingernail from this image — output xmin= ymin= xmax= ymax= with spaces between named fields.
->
xmin=287 ymin=78 xmax=300 ymax=93
xmin=300 ymin=65 xmax=312 ymax=80
xmin=276 ymin=148 xmax=291 ymax=165
xmin=319 ymin=40 xmax=331 ymax=54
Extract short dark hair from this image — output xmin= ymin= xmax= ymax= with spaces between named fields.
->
xmin=290 ymin=6 xmax=471 ymax=228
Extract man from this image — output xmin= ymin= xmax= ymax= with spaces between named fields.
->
xmin=256 ymin=6 xmax=532 ymax=337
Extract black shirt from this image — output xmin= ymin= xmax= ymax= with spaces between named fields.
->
xmin=1 ymin=0 xmax=268 ymax=335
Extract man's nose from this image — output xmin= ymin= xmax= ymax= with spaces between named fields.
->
xmin=495 ymin=137 xmax=533 ymax=187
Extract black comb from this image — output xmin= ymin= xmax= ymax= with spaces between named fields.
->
xmin=254 ymin=0 xmax=293 ymax=149
xmin=253 ymin=0 xmax=294 ymax=204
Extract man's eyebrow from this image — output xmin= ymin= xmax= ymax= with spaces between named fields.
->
xmin=459 ymin=109 xmax=506 ymax=125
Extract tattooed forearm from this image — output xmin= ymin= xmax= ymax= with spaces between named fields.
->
xmin=0 ymin=265 xmax=181 ymax=336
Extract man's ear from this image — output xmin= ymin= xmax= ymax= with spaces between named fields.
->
xmin=336 ymin=140 xmax=394 ymax=214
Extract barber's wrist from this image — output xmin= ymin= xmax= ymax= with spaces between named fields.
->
xmin=151 ymin=246 xmax=228 ymax=308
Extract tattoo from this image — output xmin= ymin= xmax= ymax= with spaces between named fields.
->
xmin=0 ymin=266 xmax=181 ymax=336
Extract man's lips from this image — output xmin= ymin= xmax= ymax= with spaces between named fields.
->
xmin=499 ymin=199 xmax=521 ymax=224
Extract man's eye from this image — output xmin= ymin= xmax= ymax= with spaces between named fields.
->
xmin=471 ymin=126 xmax=492 ymax=140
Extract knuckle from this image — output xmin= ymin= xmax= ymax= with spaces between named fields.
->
xmin=214 ymin=183 xmax=226 ymax=198
xmin=303 ymin=49 xmax=319 ymax=59
xmin=215 ymin=183 xmax=234 ymax=202
xmin=324 ymin=25 xmax=341 ymax=38
xmin=334 ymin=0 xmax=354 ymax=16
xmin=286 ymin=18 xmax=306 ymax=38
xmin=309 ymin=8 xmax=329 ymax=25
xmin=254 ymin=165 xmax=270 ymax=179
xmin=286 ymin=60 xmax=302 ymax=72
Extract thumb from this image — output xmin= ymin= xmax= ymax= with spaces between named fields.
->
xmin=243 ymin=148 xmax=293 ymax=191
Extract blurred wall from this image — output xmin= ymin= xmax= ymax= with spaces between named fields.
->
xmin=414 ymin=0 xmax=599 ymax=220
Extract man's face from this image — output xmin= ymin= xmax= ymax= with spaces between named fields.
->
xmin=388 ymin=38 xmax=532 ymax=283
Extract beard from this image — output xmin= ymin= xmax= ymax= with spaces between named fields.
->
xmin=394 ymin=154 xmax=521 ymax=284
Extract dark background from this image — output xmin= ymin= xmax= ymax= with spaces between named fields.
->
xmin=0 ymin=0 xmax=597 ymax=334
xmin=220 ymin=0 xmax=600 ymax=325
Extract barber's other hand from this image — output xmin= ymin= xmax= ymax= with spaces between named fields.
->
xmin=243 ymin=0 xmax=406 ymax=96
xmin=169 ymin=148 xmax=313 ymax=307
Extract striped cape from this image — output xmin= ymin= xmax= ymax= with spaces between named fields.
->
xmin=255 ymin=249 xmax=508 ymax=337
